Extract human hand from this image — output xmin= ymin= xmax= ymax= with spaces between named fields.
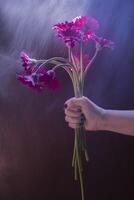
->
xmin=64 ymin=96 xmax=105 ymax=131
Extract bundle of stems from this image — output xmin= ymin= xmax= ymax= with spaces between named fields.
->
xmin=67 ymin=43 xmax=99 ymax=200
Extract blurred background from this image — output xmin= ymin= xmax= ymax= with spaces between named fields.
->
xmin=0 ymin=0 xmax=134 ymax=199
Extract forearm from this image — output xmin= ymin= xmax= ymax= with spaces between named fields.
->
xmin=101 ymin=110 xmax=134 ymax=136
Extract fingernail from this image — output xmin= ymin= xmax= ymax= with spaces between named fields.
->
xmin=81 ymin=113 xmax=84 ymax=117
xmin=81 ymin=113 xmax=85 ymax=120
xmin=80 ymin=118 xmax=85 ymax=123
xmin=64 ymin=103 xmax=67 ymax=108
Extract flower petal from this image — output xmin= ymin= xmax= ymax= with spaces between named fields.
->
xmin=73 ymin=16 xmax=99 ymax=41
xmin=91 ymin=34 xmax=114 ymax=49
xmin=39 ymin=70 xmax=60 ymax=90
xmin=16 ymin=73 xmax=44 ymax=92
xmin=53 ymin=21 xmax=82 ymax=47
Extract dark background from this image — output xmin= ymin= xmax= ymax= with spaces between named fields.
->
xmin=0 ymin=0 xmax=134 ymax=200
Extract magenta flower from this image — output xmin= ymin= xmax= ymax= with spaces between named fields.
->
xmin=16 ymin=73 xmax=44 ymax=92
xmin=53 ymin=16 xmax=99 ymax=47
xmin=53 ymin=21 xmax=81 ymax=47
xmin=39 ymin=70 xmax=60 ymax=90
xmin=17 ymin=63 xmax=60 ymax=92
xmin=73 ymin=16 xmax=99 ymax=40
xmin=20 ymin=51 xmax=36 ymax=74
xmin=20 ymin=52 xmax=30 ymax=66
xmin=91 ymin=34 xmax=114 ymax=49
xmin=16 ymin=52 xmax=59 ymax=92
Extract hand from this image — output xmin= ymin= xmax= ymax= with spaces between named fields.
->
xmin=64 ymin=96 xmax=105 ymax=131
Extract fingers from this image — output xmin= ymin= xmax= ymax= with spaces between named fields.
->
xmin=64 ymin=107 xmax=81 ymax=118
xmin=65 ymin=97 xmax=82 ymax=108
xmin=65 ymin=115 xmax=83 ymax=124
xmin=64 ymin=106 xmax=85 ymax=129
xmin=65 ymin=96 xmax=90 ymax=111
xmin=64 ymin=96 xmax=103 ymax=131
xmin=64 ymin=96 xmax=89 ymax=129
xmin=68 ymin=122 xmax=81 ymax=129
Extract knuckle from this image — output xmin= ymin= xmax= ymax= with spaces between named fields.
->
xmin=69 ymin=98 xmax=77 ymax=106
xmin=64 ymin=109 xmax=68 ymax=115
xmin=82 ymin=97 xmax=88 ymax=105
xmin=65 ymin=98 xmax=74 ymax=107
xmin=68 ymin=123 xmax=74 ymax=129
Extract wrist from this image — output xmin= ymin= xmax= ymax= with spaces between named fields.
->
xmin=96 ymin=108 xmax=107 ymax=131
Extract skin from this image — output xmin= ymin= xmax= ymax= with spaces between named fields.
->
xmin=64 ymin=96 xmax=134 ymax=136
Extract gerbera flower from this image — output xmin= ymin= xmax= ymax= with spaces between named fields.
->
xmin=20 ymin=51 xmax=37 ymax=74
xmin=73 ymin=16 xmax=99 ymax=40
xmin=53 ymin=21 xmax=81 ymax=47
xmin=39 ymin=70 xmax=60 ymax=90
xmin=16 ymin=73 xmax=44 ymax=92
xmin=17 ymin=64 xmax=60 ymax=92
xmin=91 ymin=34 xmax=114 ymax=49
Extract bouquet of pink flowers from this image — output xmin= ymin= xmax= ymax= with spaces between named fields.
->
xmin=17 ymin=16 xmax=113 ymax=200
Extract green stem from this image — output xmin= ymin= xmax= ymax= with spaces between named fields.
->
xmin=72 ymin=129 xmax=77 ymax=167
xmin=46 ymin=57 xmax=67 ymax=63
xmin=85 ymin=149 xmax=89 ymax=162
xmin=70 ymin=51 xmax=77 ymax=70
xmin=53 ymin=63 xmax=80 ymax=90
xmin=33 ymin=57 xmax=67 ymax=72
xmin=83 ymin=48 xmax=99 ymax=78
xmin=74 ymin=155 xmax=78 ymax=181
xmin=68 ymin=46 xmax=71 ymax=62
xmin=36 ymin=59 xmax=46 ymax=63
xmin=75 ymin=128 xmax=84 ymax=200
xmin=80 ymin=41 xmax=83 ymax=82
xmin=53 ymin=63 xmax=72 ymax=71
xmin=82 ymin=128 xmax=89 ymax=162
xmin=36 ymin=57 xmax=67 ymax=63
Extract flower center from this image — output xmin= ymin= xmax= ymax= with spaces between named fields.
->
xmin=64 ymin=28 xmax=77 ymax=37
xmin=32 ymin=73 xmax=38 ymax=82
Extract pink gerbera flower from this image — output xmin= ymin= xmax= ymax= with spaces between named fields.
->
xmin=73 ymin=16 xmax=99 ymax=40
xmin=53 ymin=21 xmax=82 ymax=47
xmin=17 ymin=63 xmax=60 ymax=92
xmin=16 ymin=73 xmax=44 ymax=92
xmin=39 ymin=70 xmax=60 ymax=90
